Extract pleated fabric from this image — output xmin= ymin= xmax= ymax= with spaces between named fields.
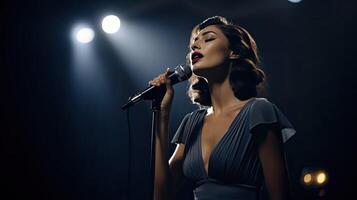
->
xmin=171 ymin=98 xmax=296 ymax=200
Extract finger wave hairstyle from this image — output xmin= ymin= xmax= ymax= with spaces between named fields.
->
xmin=187 ymin=16 xmax=267 ymax=107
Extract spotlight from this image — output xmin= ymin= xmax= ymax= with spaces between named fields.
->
xmin=76 ymin=27 xmax=95 ymax=44
xmin=301 ymin=168 xmax=329 ymax=198
xmin=303 ymin=173 xmax=312 ymax=185
xmin=102 ymin=15 xmax=121 ymax=34
xmin=288 ymin=0 xmax=302 ymax=3
xmin=316 ymin=171 xmax=327 ymax=185
xmin=301 ymin=168 xmax=329 ymax=187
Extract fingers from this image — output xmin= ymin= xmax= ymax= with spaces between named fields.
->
xmin=165 ymin=68 xmax=172 ymax=84
xmin=148 ymin=74 xmax=165 ymax=86
xmin=148 ymin=68 xmax=173 ymax=86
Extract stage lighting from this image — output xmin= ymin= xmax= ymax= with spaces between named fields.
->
xmin=288 ymin=0 xmax=302 ymax=3
xmin=316 ymin=171 xmax=327 ymax=185
xmin=102 ymin=15 xmax=121 ymax=34
xmin=303 ymin=173 xmax=312 ymax=184
xmin=301 ymin=168 xmax=328 ymax=187
xmin=76 ymin=27 xmax=95 ymax=43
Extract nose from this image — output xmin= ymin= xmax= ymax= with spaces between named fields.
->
xmin=190 ymin=41 xmax=201 ymax=51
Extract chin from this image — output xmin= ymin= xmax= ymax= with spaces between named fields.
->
xmin=192 ymin=62 xmax=214 ymax=72
xmin=192 ymin=61 xmax=207 ymax=70
xmin=192 ymin=65 xmax=211 ymax=78
xmin=192 ymin=63 xmax=204 ymax=74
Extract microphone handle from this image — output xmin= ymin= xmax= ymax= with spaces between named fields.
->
xmin=121 ymin=66 xmax=187 ymax=110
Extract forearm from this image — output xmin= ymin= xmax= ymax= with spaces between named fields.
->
xmin=156 ymin=110 xmax=171 ymax=157
xmin=154 ymin=110 xmax=172 ymax=200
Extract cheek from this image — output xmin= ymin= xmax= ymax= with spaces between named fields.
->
xmin=206 ymin=44 xmax=229 ymax=63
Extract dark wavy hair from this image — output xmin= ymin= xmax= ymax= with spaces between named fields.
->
xmin=187 ymin=16 xmax=267 ymax=107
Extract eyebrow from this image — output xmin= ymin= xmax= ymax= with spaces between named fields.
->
xmin=193 ymin=31 xmax=217 ymax=41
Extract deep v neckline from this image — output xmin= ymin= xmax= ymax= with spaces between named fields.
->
xmin=198 ymin=98 xmax=255 ymax=177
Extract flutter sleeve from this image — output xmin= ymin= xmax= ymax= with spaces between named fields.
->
xmin=170 ymin=113 xmax=191 ymax=144
xmin=249 ymin=98 xmax=296 ymax=143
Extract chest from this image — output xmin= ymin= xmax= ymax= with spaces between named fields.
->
xmin=200 ymin=113 xmax=238 ymax=168
xmin=181 ymin=102 xmax=262 ymax=183
xmin=201 ymin=116 xmax=235 ymax=148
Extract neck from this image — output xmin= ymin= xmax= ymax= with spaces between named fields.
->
xmin=208 ymin=76 xmax=251 ymax=114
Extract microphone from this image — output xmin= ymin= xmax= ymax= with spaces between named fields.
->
xmin=121 ymin=64 xmax=192 ymax=110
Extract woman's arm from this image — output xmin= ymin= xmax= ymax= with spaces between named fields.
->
xmin=154 ymin=111 xmax=186 ymax=200
xmin=168 ymin=143 xmax=186 ymax=200
xmin=149 ymin=69 xmax=178 ymax=200
xmin=253 ymin=124 xmax=293 ymax=200
xmin=154 ymin=110 xmax=172 ymax=200
xmin=150 ymin=69 xmax=187 ymax=200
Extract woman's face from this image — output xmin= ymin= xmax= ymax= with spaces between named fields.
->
xmin=190 ymin=25 xmax=235 ymax=76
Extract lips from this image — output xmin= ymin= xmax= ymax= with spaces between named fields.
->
xmin=191 ymin=51 xmax=204 ymax=64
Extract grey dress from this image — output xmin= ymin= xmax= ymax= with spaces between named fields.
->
xmin=171 ymin=98 xmax=296 ymax=200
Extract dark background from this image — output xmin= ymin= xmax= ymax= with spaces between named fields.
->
xmin=1 ymin=0 xmax=356 ymax=200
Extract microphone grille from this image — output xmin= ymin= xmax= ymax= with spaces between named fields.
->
xmin=174 ymin=63 xmax=192 ymax=82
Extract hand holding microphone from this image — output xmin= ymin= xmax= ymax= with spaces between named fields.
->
xmin=121 ymin=64 xmax=192 ymax=110
xmin=148 ymin=68 xmax=175 ymax=111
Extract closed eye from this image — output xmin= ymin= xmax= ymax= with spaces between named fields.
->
xmin=205 ymin=38 xmax=215 ymax=42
